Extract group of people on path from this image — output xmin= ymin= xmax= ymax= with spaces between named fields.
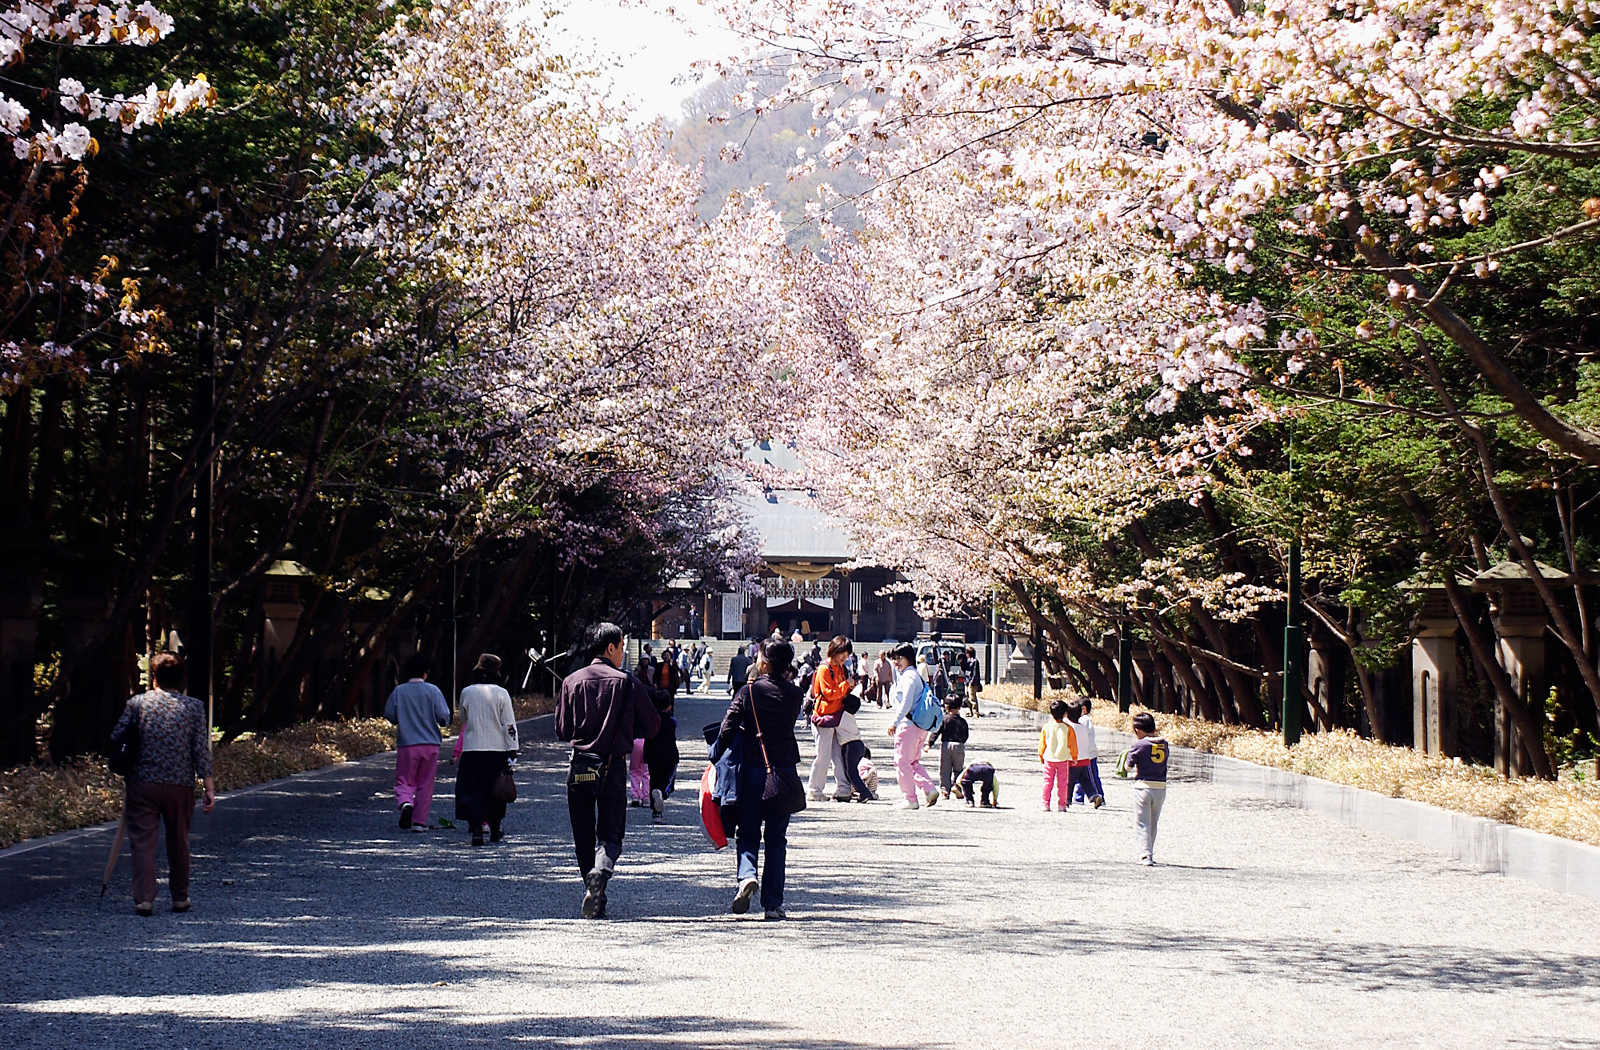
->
xmin=382 ymin=650 xmax=520 ymax=847
xmin=106 ymin=625 xmax=1169 ymax=919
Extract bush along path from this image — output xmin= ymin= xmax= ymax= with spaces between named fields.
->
xmin=0 ymin=696 xmax=556 ymax=850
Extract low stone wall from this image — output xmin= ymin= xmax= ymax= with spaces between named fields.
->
xmin=1099 ymin=727 xmax=1600 ymax=905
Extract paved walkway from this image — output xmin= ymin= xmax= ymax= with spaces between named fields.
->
xmin=3 ymin=696 xmax=1598 ymax=1049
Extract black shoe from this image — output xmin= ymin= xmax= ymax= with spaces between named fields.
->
xmin=471 ymin=831 xmax=484 ymax=846
xmin=581 ymin=871 xmax=610 ymax=919
xmin=399 ymin=802 xmax=413 ymax=829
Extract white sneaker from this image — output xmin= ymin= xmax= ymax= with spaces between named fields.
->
xmin=807 ymin=790 xmax=826 ymax=802
xmin=892 ymin=798 xmax=920 ymax=810
xmin=731 ymin=877 xmax=758 ymax=914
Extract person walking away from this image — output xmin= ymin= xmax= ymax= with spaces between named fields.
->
xmin=555 ymin=623 xmax=660 ymax=918
xmin=887 ymin=642 xmax=941 ymax=809
xmin=963 ymin=645 xmax=983 ymax=717
xmin=928 ymin=698 xmax=969 ymax=798
xmin=642 ymin=684 xmax=679 ymax=823
xmin=728 ymin=645 xmax=753 ymax=697
xmin=807 ymin=636 xmax=856 ymax=802
xmin=718 ymin=639 xmax=804 ymax=919
xmin=1128 ymin=712 xmax=1169 ymax=865
xmin=1073 ymin=698 xmax=1105 ymax=808
xmin=956 ymin=759 xmax=999 ymax=807
xmin=1038 ymin=700 xmax=1080 ymax=812
xmin=454 ymin=653 xmax=518 ymax=846
xmin=677 ymin=646 xmax=692 ymax=695
xmin=698 ymin=648 xmax=714 ymax=695
xmin=835 ymin=693 xmax=876 ymax=801
xmin=110 ymin=651 xmax=214 ymax=916
xmin=873 ymin=650 xmax=894 ymax=707
xmin=385 ymin=652 xmax=451 ymax=831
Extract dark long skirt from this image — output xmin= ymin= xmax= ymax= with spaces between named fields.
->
xmin=643 ymin=717 xmax=679 ymax=797
xmin=455 ymin=750 xmax=510 ymax=827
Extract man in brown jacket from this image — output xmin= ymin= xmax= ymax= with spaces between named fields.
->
xmin=555 ymin=622 xmax=660 ymax=919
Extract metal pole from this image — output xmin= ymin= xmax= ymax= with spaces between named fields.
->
xmin=1117 ymin=628 xmax=1134 ymax=713
xmin=445 ymin=558 xmax=457 ymax=712
xmin=988 ymin=603 xmax=997 ymax=685
xmin=1282 ymin=416 xmax=1302 ymax=747
xmin=1283 ymin=541 xmax=1303 ymax=746
xmin=1032 ymin=628 xmax=1043 ymax=701
xmin=191 ymin=317 xmax=214 ymax=721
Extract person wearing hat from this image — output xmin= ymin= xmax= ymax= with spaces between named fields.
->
xmin=454 ymin=653 xmax=518 ymax=846
xmin=1127 ymin=712 xmax=1169 ymax=865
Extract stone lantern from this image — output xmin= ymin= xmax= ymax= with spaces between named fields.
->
xmin=1407 ymin=581 xmax=1463 ymax=758
xmin=1472 ymin=560 xmax=1586 ymax=777
xmin=262 ymin=560 xmax=313 ymax=673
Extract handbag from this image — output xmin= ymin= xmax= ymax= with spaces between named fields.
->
xmin=108 ymin=706 xmax=140 ymax=778
xmin=749 ymin=695 xmax=807 ymax=817
xmin=491 ymin=766 xmax=518 ymax=803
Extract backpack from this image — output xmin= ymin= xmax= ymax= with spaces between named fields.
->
xmin=908 ymin=676 xmax=943 ymax=733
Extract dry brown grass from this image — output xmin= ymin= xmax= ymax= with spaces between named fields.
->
xmin=0 ymin=695 xmax=562 ymax=850
xmin=0 ymin=756 xmax=124 ymax=851
xmin=982 ymin=683 xmax=1600 ymax=847
xmin=512 ymin=693 xmax=556 ymax=720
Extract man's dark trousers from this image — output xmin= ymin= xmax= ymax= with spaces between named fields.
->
xmin=568 ymin=755 xmax=629 ymax=877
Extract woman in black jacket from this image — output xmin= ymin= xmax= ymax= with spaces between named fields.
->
xmin=718 ymin=639 xmax=803 ymax=920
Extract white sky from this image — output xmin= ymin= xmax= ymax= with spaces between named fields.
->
xmin=542 ymin=0 xmax=746 ymax=123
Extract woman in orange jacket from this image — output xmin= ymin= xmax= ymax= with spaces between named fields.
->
xmin=807 ymin=636 xmax=857 ymax=801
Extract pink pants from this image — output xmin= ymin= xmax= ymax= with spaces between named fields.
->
xmin=395 ymin=743 xmax=440 ymax=825
xmin=1042 ymin=760 xmax=1073 ymax=809
xmin=629 ymin=738 xmax=649 ymax=802
xmin=894 ymin=726 xmax=936 ymax=802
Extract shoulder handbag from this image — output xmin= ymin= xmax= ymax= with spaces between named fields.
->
xmin=749 ymin=694 xmax=807 ymax=817
xmin=491 ymin=765 xmax=518 ymax=803
xmin=108 ymin=704 xmax=140 ymax=778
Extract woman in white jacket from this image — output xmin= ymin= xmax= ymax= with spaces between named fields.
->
xmin=454 ymin=653 xmax=519 ymax=846
xmin=887 ymin=643 xmax=940 ymax=810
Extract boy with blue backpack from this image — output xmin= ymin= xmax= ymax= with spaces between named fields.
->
xmin=886 ymin=642 xmax=942 ymax=809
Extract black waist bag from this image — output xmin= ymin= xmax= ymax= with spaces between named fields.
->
xmin=567 ymin=751 xmax=609 ymax=795
xmin=108 ymin=710 xmax=140 ymax=779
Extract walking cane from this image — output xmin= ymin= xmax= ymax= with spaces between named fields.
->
xmin=100 ymin=815 xmax=128 ymax=898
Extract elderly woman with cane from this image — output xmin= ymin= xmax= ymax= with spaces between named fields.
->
xmin=109 ymin=651 xmax=215 ymax=916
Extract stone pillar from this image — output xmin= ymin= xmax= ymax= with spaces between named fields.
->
xmin=1307 ymin=644 xmax=1339 ymax=732
xmin=1490 ymin=583 xmax=1548 ymax=778
xmin=1410 ymin=619 xmax=1458 ymax=757
xmin=1495 ymin=632 xmax=1546 ymax=778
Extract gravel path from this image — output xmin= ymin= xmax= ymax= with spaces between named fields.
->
xmin=3 ymin=695 xmax=1598 ymax=1049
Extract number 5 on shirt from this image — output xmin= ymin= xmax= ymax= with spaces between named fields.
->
xmin=1151 ymin=743 xmax=1167 ymax=764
